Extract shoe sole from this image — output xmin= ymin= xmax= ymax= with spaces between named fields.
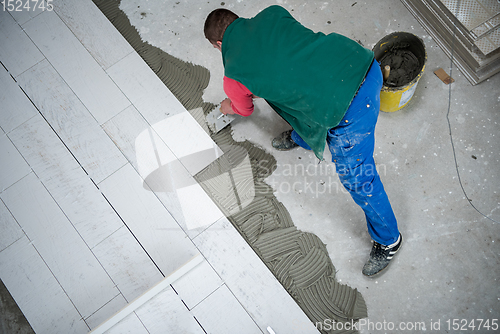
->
xmin=272 ymin=145 xmax=298 ymax=151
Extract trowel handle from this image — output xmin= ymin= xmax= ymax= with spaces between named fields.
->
xmin=217 ymin=105 xmax=225 ymax=119
xmin=383 ymin=65 xmax=390 ymax=80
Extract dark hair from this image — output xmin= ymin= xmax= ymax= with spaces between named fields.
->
xmin=204 ymin=8 xmax=239 ymax=44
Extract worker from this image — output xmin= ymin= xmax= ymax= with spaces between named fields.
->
xmin=204 ymin=5 xmax=402 ymax=276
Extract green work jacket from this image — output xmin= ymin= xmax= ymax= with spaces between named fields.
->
xmin=222 ymin=5 xmax=374 ymax=159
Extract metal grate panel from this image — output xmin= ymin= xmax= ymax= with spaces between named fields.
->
xmin=475 ymin=27 xmax=500 ymax=54
xmin=471 ymin=13 xmax=500 ymax=38
xmin=401 ymin=0 xmax=500 ymax=84
xmin=441 ymin=0 xmax=500 ymax=30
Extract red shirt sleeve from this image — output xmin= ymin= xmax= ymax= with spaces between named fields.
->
xmin=223 ymin=76 xmax=254 ymax=116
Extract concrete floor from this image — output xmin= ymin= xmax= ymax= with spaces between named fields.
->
xmin=123 ymin=0 xmax=500 ymax=330
xmin=1 ymin=0 xmax=499 ymax=333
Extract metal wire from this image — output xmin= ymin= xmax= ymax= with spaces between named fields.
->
xmin=445 ymin=0 xmax=499 ymax=223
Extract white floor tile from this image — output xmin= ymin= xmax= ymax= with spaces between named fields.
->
xmin=103 ymin=312 xmax=149 ymax=334
xmin=135 ymin=287 xmax=205 ymax=334
xmin=106 ymin=51 xmax=186 ymax=125
xmin=0 ymin=172 xmax=119 ymax=319
xmin=105 ymin=52 xmax=223 ymax=174
xmin=5 ymin=0 xmax=46 ymax=26
xmin=92 ymin=226 xmax=164 ymax=302
xmin=192 ymin=284 xmax=262 ymax=334
xmin=103 ymin=106 xmax=223 ymax=237
xmin=151 ymin=111 xmax=223 ymax=175
xmin=0 ymin=236 xmax=89 ymax=334
xmin=16 ymin=59 xmax=127 ymax=184
xmin=0 ymin=63 xmax=38 ymax=134
xmin=22 ymin=10 xmax=130 ymax=124
xmin=0 ymin=198 xmax=24 ymax=252
xmin=89 ymin=255 xmax=203 ymax=334
xmin=0 ymin=134 xmax=31 ymax=192
xmin=0 ymin=9 xmax=45 ymax=78
xmin=85 ymin=293 xmax=128 ymax=331
xmin=171 ymin=259 xmax=223 ymax=310
xmin=52 ymin=0 xmax=134 ymax=69
xmin=8 ymin=114 xmax=123 ymax=249
xmin=98 ymin=163 xmax=200 ymax=277
xmin=102 ymin=106 xmax=178 ymax=176
xmin=193 ymin=218 xmax=319 ymax=334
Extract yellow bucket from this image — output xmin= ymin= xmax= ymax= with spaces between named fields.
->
xmin=373 ymin=32 xmax=427 ymax=112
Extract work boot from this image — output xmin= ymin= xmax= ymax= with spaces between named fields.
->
xmin=362 ymin=234 xmax=403 ymax=277
xmin=272 ymin=130 xmax=299 ymax=151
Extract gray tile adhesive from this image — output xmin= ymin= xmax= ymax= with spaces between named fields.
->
xmin=92 ymin=1 xmax=368 ymax=332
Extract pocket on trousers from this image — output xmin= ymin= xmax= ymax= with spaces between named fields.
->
xmin=328 ymin=127 xmax=351 ymax=150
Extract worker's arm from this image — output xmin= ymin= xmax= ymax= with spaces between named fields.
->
xmin=221 ymin=76 xmax=255 ymax=116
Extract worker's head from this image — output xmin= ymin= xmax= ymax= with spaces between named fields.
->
xmin=204 ymin=8 xmax=239 ymax=51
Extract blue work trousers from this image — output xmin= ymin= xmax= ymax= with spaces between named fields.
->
xmin=291 ymin=61 xmax=400 ymax=245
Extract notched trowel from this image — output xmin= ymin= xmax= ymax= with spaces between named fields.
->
xmin=206 ymin=105 xmax=236 ymax=133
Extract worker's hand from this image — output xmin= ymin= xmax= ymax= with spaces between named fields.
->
xmin=220 ymin=98 xmax=235 ymax=115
